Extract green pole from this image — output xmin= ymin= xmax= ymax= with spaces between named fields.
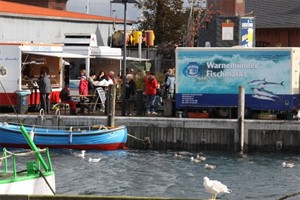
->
xmin=20 ymin=126 xmax=49 ymax=171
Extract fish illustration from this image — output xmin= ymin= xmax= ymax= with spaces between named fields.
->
xmin=251 ymin=88 xmax=280 ymax=99
xmin=261 ymin=81 xmax=284 ymax=87
xmin=248 ymin=78 xmax=266 ymax=85
xmin=252 ymin=94 xmax=276 ymax=101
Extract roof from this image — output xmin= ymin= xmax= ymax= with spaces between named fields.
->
xmin=245 ymin=0 xmax=300 ymax=28
xmin=0 ymin=1 xmax=125 ymax=23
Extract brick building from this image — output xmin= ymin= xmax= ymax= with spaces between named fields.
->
xmin=245 ymin=0 xmax=300 ymax=47
xmin=200 ymin=0 xmax=300 ymax=47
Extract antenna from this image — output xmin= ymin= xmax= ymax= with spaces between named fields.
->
xmin=86 ymin=0 xmax=90 ymax=14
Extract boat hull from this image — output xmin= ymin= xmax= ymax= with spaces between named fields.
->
xmin=0 ymin=173 xmax=55 ymax=195
xmin=0 ymin=123 xmax=128 ymax=150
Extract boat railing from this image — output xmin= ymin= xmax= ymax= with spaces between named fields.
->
xmin=0 ymin=148 xmax=53 ymax=178
xmin=7 ymin=122 xmax=109 ymax=132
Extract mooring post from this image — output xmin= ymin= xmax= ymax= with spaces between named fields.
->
xmin=238 ymin=86 xmax=245 ymax=153
xmin=107 ymin=84 xmax=116 ymax=127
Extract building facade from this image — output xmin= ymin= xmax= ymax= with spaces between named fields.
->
xmin=0 ymin=0 xmax=68 ymax=10
xmin=199 ymin=0 xmax=300 ymax=47
xmin=0 ymin=1 xmax=125 ymax=45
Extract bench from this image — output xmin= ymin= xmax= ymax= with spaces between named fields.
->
xmin=52 ymin=102 xmax=70 ymax=114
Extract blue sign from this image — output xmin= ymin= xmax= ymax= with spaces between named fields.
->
xmin=240 ymin=17 xmax=255 ymax=47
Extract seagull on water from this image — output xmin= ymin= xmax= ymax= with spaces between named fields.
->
xmin=282 ymin=161 xmax=295 ymax=168
xmin=203 ymin=176 xmax=231 ymax=200
xmin=197 ymin=155 xmax=207 ymax=161
xmin=296 ymin=110 xmax=300 ymax=120
xmin=74 ymin=150 xmax=86 ymax=158
xmin=88 ymin=157 xmax=102 ymax=163
xmin=204 ymin=164 xmax=217 ymax=170
xmin=191 ymin=156 xmax=201 ymax=163
xmin=175 ymin=153 xmax=184 ymax=159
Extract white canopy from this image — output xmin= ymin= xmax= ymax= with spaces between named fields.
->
xmin=23 ymin=51 xmax=92 ymax=58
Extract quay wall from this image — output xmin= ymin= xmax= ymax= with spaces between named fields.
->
xmin=0 ymin=195 xmax=200 ymax=200
xmin=1 ymin=114 xmax=300 ymax=153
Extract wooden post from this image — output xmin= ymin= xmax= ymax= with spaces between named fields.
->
xmin=107 ymin=85 xmax=116 ymax=127
xmin=238 ymin=86 xmax=245 ymax=153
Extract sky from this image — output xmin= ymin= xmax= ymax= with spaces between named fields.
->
xmin=66 ymin=0 xmax=143 ymax=21
xmin=67 ymin=0 xmax=191 ymax=21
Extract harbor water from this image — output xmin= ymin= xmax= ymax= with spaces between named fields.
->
xmin=44 ymin=149 xmax=300 ymax=200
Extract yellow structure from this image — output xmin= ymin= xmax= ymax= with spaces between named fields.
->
xmin=132 ymin=31 xmax=142 ymax=46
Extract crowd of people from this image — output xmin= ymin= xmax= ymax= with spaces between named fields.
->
xmin=39 ymin=66 xmax=176 ymax=116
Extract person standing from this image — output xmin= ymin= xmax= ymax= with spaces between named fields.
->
xmin=125 ymin=74 xmax=136 ymax=116
xmin=79 ymin=70 xmax=88 ymax=95
xmin=78 ymin=69 xmax=89 ymax=114
xmin=145 ymin=71 xmax=158 ymax=115
xmin=87 ymin=72 xmax=96 ymax=94
xmin=166 ymin=68 xmax=176 ymax=100
xmin=37 ymin=71 xmax=52 ymax=114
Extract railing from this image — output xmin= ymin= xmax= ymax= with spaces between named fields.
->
xmin=0 ymin=148 xmax=53 ymax=178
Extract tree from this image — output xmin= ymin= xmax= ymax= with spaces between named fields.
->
xmin=138 ymin=0 xmax=187 ymax=45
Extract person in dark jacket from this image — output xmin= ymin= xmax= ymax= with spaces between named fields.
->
xmin=59 ymin=84 xmax=77 ymax=115
xmin=37 ymin=71 xmax=52 ymax=114
xmin=125 ymin=74 xmax=136 ymax=115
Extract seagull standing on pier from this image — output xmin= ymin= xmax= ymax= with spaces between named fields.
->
xmin=203 ymin=176 xmax=231 ymax=200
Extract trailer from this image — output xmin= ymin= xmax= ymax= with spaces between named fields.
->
xmin=0 ymin=43 xmax=87 ymax=110
xmin=175 ymin=47 xmax=300 ymax=118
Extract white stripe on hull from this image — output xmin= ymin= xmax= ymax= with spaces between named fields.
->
xmin=0 ymin=174 xmax=55 ymax=195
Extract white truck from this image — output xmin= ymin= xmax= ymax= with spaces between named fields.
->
xmin=175 ymin=47 xmax=300 ymax=118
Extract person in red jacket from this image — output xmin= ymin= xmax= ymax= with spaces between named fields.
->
xmin=79 ymin=69 xmax=88 ymax=96
xmin=145 ymin=71 xmax=158 ymax=115
xmin=78 ymin=69 xmax=89 ymax=114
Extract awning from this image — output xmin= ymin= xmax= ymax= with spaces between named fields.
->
xmin=23 ymin=51 xmax=92 ymax=58
xmin=97 ymin=56 xmax=150 ymax=61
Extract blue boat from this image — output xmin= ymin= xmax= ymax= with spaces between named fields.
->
xmin=0 ymin=122 xmax=128 ymax=150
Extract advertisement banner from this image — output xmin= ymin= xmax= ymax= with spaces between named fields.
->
xmin=176 ymin=48 xmax=295 ymax=111
xmin=240 ymin=17 xmax=255 ymax=47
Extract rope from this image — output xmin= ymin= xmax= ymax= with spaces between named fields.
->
xmin=277 ymin=191 xmax=300 ymax=200
xmin=127 ymin=133 xmax=152 ymax=148
xmin=37 ymin=168 xmax=56 ymax=195
xmin=127 ymin=133 xmax=144 ymax=142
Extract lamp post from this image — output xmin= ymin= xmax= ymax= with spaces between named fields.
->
xmin=111 ymin=0 xmax=137 ymax=116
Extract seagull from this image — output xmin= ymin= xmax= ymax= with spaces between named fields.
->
xmin=88 ymin=157 xmax=102 ymax=163
xmin=203 ymin=176 xmax=231 ymax=200
xmin=197 ymin=155 xmax=207 ymax=161
xmin=175 ymin=153 xmax=184 ymax=159
xmin=74 ymin=150 xmax=86 ymax=158
xmin=297 ymin=110 xmax=300 ymax=120
xmin=191 ymin=156 xmax=201 ymax=163
xmin=204 ymin=164 xmax=217 ymax=170
xmin=282 ymin=161 xmax=295 ymax=168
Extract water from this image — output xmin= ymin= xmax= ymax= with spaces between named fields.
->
xmin=50 ymin=149 xmax=300 ymax=200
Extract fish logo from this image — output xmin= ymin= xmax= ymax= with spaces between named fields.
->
xmin=183 ymin=62 xmax=201 ymax=77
